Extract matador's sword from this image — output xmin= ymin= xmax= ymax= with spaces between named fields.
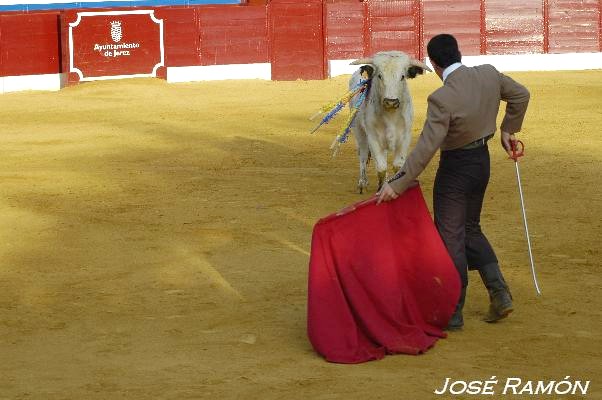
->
xmin=510 ymin=140 xmax=542 ymax=295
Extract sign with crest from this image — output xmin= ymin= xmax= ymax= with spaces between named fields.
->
xmin=110 ymin=20 xmax=123 ymax=43
xmin=67 ymin=10 xmax=164 ymax=81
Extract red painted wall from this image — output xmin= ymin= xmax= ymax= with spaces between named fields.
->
xmin=0 ymin=12 xmax=61 ymax=76
xmin=366 ymin=0 xmax=419 ymax=57
xmin=156 ymin=5 xmax=269 ymax=68
xmin=198 ymin=5 xmax=268 ymax=65
xmin=485 ymin=0 xmax=544 ymax=54
xmin=548 ymin=0 xmax=600 ymax=53
xmin=1 ymin=1 xmax=602 ymax=81
xmin=269 ymin=0 xmax=326 ymax=80
xmin=423 ymin=0 xmax=481 ymax=56
xmin=157 ymin=7 xmax=200 ymax=67
xmin=325 ymin=0 xmax=365 ymax=60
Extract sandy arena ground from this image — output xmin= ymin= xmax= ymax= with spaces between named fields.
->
xmin=0 ymin=70 xmax=601 ymax=399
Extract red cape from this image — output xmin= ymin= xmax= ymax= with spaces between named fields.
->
xmin=307 ymin=185 xmax=461 ymax=363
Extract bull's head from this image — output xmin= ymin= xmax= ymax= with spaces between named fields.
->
xmin=351 ymin=51 xmax=431 ymax=111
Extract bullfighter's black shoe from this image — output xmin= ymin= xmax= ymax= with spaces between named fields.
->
xmin=446 ymin=287 xmax=466 ymax=331
xmin=479 ymin=263 xmax=514 ymax=322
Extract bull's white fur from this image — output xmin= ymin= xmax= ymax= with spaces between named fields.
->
xmin=349 ymin=51 xmax=430 ymax=193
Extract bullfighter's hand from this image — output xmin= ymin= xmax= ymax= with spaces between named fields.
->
xmin=376 ymin=182 xmax=398 ymax=205
xmin=501 ymin=131 xmax=517 ymax=158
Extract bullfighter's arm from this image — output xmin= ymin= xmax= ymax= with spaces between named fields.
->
xmin=499 ymin=72 xmax=530 ymax=134
xmin=388 ymin=94 xmax=450 ymax=195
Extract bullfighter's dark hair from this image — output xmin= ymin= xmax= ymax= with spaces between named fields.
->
xmin=359 ymin=65 xmax=374 ymax=79
xmin=427 ymin=34 xmax=461 ymax=69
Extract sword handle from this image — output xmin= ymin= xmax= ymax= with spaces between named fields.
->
xmin=510 ymin=140 xmax=525 ymax=161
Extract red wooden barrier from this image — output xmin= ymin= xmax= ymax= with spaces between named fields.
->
xmin=485 ymin=0 xmax=544 ymax=54
xmin=198 ymin=5 xmax=268 ymax=66
xmin=422 ymin=0 xmax=481 ymax=56
xmin=324 ymin=0 xmax=365 ymax=60
xmin=366 ymin=0 xmax=419 ymax=58
xmin=157 ymin=7 xmax=200 ymax=67
xmin=1 ymin=1 xmax=602 ymax=83
xmin=269 ymin=0 xmax=326 ymax=80
xmin=548 ymin=0 xmax=600 ymax=53
xmin=0 ymin=12 xmax=61 ymax=76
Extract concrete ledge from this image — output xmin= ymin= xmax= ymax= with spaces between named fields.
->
xmin=0 ymin=73 xmax=65 ymax=94
xmin=329 ymin=59 xmax=362 ymax=78
xmin=436 ymin=52 xmax=602 ymax=72
xmin=166 ymin=63 xmax=272 ymax=83
xmin=329 ymin=53 xmax=602 ymax=78
xmin=2 ymin=53 xmax=602 ymax=94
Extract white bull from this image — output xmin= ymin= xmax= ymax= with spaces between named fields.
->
xmin=349 ymin=51 xmax=431 ymax=193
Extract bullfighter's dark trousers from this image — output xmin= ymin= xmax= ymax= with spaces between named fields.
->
xmin=433 ymin=145 xmax=498 ymax=287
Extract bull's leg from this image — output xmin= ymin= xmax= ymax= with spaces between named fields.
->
xmin=377 ymin=169 xmax=387 ymax=191
xmin=353 ymin=127 xmax=370 ymax=194
xmin=367 ymin=138 xmax=388 ymax=191
xmin=357 ymin=147 xmax=370 ymax=194
xmin=393 ymin=130 xmax=412 ymax=172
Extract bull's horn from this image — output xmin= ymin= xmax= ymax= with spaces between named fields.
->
xmin=410 ymin=58 xmax=433 ymax=72
xmin=350 ymin=58 xmax=374 ymax=65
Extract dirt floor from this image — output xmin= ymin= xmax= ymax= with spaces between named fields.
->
xmin=0 ymin=70 xmax=600 ymax=399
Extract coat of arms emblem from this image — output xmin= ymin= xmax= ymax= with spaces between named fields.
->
xmin=110 ymin=21 xmax=122 ymax=43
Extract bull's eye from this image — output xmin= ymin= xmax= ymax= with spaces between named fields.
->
xmin=378 ymin=74 xmax=383 ymax=80
xmin=401 ymin=75 xmax=405 ymax=81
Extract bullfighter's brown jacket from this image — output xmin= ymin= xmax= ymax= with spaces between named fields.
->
xmin=389 ymin=64 xmax=530 ymax=194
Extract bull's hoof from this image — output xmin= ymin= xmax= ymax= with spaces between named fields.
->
xmin=357 ymin=177 xmax=368 ymax=194
xmin=357 ymin=178 xmax=368 ymax=194
xmin=377 ymin=171 xmax=387 ymax=192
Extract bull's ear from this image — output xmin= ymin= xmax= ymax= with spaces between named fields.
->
xmin=407 ymin=66 xmax=425 ymax=79
xmin=408 ymin=58 xmax=432 ymax=77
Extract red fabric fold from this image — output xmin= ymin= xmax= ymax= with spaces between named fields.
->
xmin=307 ymin=185 xmax=461 ymax=363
